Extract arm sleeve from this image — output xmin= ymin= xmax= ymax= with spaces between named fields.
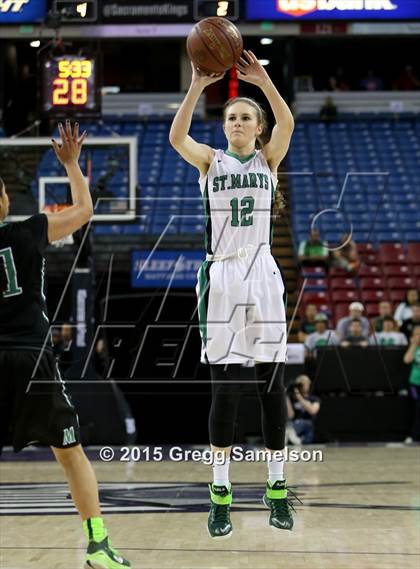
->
xmin=19 ymin=214 xmax=49 ymax=255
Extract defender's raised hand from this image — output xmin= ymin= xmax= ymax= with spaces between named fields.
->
xmin=236 ymin=50 xmax=270 ymax=87
xmin=52 ymin=120 xmax=87 ymax=166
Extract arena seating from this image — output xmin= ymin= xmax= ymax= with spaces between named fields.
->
xmin=289 ymin=119 xmax=419 ymax=244
xmin=300 ymin=242 xmax=420 ymax=324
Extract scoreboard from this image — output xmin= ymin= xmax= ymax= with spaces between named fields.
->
xmin=41 ymin=55 xmax=101 ymax=117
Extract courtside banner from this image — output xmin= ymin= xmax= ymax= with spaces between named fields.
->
xmin=0 ymin=0 xmax=46 ymax=23
xmin=131 ymin=251 xmax=205 ymax=288
xmin=245 ymin=0 xmax=420 ymax=20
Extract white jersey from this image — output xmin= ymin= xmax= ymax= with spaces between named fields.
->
xmin=199 ymin=149 xmax=278 ymax=256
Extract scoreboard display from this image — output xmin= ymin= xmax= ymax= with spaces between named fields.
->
xmin=41 ymin=55 xmax=100 ymax=117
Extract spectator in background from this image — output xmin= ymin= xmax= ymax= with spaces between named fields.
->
xmin=371 ymin=300 xmax=394 ymax=332
xmin=369 ymin=316 xmax=408 ymax=347
xmin=394 ymin=65 xmax=420 ymax=91
xmin=360 ymin=69 xmax=383 ymax=91
xmin=331 ymin=233 xmax=360 ymax=275
xmin=394 ymin=289 xmax=419 ymax=325
xmin=403 ymin=325 xmax=420 ymax=443
xmin=319 ymin=96 xmax=337 ymax=123
xmin=401 ymin=304 xmax=420 ymax=342
xmin=287 ymin=375 xmax=320 ymax=444
xmin=305 ymin=313 xmax=339 ymax=359
xmin=328 ymin=67 xmax=349 ymax=92
xmin=298 ymin=304 xmax=318 ymax=343
xmin=298 ymin=228 xmax=329 ymax=267
xmin=341 ymin=319 xmax=369 ymax=347
xmin=336 ymin=302 xmax=370 ymax=340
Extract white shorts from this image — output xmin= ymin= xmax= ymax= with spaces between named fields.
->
xmin=196 ymin=253 xmax=287 ymax=365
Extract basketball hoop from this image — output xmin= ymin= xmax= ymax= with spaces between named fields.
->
xmin=42 ymin=204 xmax=74 ymax=248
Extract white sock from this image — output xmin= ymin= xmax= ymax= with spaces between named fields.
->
xmin=212 ymin=456 xmax=231 ymax=487
xmin=267 ymin=451 xmax=285 ymax=484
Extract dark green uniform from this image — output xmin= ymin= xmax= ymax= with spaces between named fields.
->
xmin=0 ymin=214 xmax=80 ymax=452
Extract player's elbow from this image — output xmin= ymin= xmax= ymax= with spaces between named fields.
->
xmin=169 ymin=131 xmax=182 ymax=148
xmin=286 ymin=114 xmax=295 ymax=134
xmin=79 ymin=204 xmax=93 ymax=224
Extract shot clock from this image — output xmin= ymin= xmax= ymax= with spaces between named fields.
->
xmin=41 ymin=55 xmax=101 ymax=117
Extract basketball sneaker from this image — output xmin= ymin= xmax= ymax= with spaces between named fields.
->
xmin=207 ymin=483 xmax=233 ymax=539
xmin=263 ymin=479 xmax=294 ymax=531
xmin=84 ymin=536 xmax=131 ymax=568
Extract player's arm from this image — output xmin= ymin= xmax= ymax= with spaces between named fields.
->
xmin=169 ymin=63 xmax=223 ymax=176
xmin=236 ymin=51 xmax=294 ymax=171
xmin=47 ymin=120 xmax=93 ymax=243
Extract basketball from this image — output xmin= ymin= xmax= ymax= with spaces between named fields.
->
xmin=187 ymin=17 xmax=243 ymax=75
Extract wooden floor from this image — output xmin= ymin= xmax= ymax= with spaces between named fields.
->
xmin=1 ymin=446 xmax=419 ymax=569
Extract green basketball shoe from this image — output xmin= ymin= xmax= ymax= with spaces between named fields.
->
xmin=263 ymin=479 xmax=294 ymax=531
xmin=207 ymin=483 xmax=233 ymax=539
xmin=84 ymin=537 xmax=131 ymax=568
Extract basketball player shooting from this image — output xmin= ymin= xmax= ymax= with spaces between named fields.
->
xmin=0 ymin=121 xmax=130 ymax=569
xmin=169 ymin=50 xmax=295 ymax=538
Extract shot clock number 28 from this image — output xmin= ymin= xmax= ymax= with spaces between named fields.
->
xmin=42 ymin=55 xmax=100 ymax=117
xmin=53 ymin=59 xmax=92 ymax=105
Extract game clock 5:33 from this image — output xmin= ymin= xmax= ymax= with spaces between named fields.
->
xmin=41 ymin=55 xmax=100 ymax=117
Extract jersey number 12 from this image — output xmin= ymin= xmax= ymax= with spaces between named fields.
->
xmin=0 ymin=247 xmax=23 ymax=298
xmin=230 ymin=196 xmax=254 ymax=227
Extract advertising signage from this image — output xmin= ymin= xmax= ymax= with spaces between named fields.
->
xmin=100 ymin=1 xmax=193 ymax=23
xmin=0 ymin=0 xmax=46 ymax=23
xmin=131 ymin=251 xmax=205 ymax=288
xmin=246 ymin=0 xmax=420 ymax=20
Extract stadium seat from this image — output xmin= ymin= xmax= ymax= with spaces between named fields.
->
xmin=360 ymin=277 xmax=386 ymax=290
xmin=360 ymin=252 xmax=380 ymax=266
xmin=407 ymin=243 xmax=420 ymax=264
xmin=359 ymin=265 xmax=383 ymax=277
xmin=364 ymin=303 xmax=380 ymax=317
xmin=378 ymin=244 xmax=407 ymax=264
xmin=334 ymin=303 xmax=351 ymax=322
xmin=329 ymin=266 xmax=351 ymax=277
xmin=382 ymin=265 xmax=412 ymax=277
xmin=361 ymin=289 xmax=389 ymax=303
xmin=301 ymin=266 xmax=326 ymax=278
xmin=305 ymin=278 xmax=328 ymax=291
xmin=302 ymin=291 xmax=330 ymax=305
xmin=331 ymin=290 xmax=360 ymax=303
xmin=389 ymin=289 xmax=409 ymax=303
xmin=330 ymin=277 xmax=357 ymax=290
xmin=387 ymin=276 xmax=416 ymax=289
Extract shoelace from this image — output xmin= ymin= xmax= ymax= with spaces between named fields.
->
xmin=212 ymin=503 xmax=230 ymax=524
xmin=271 ymin=488 xmax=302 ymax=517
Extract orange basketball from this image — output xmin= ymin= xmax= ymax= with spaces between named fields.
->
xmin=187 ymin=17 xmax=243 ymax=75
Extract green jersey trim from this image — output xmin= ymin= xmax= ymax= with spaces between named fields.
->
xmin=224 ymin=149 xmax=257 ymax=163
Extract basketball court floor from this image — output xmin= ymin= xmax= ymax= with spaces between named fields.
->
xmin=1 ymin=445 xmax=419 ymax=569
